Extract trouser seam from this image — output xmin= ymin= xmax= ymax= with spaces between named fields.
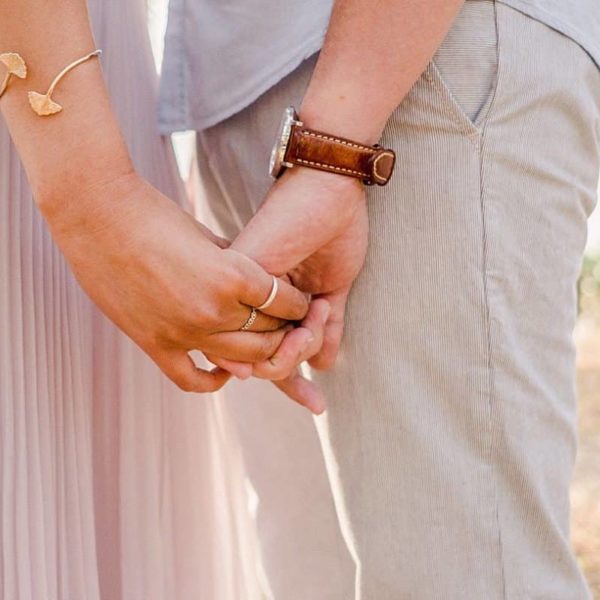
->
xmin=478 ymin=43 xmax=508 ymax=593
xmin=477 ymin=131 xmax=507 ymax=600
xmin=479 ymin=6 xmax=506 ymax=590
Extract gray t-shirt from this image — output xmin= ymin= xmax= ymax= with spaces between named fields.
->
xmin=158 ymin=0 xmax=600 ymax=133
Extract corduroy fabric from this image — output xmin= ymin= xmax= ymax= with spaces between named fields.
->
xmin=197 ymin=1 xmax=600 ymax=597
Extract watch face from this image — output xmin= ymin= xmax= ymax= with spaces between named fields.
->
xmin=269 ymin=106 xmax=298 ymax=179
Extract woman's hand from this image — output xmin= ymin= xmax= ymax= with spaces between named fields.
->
xmin=42 ymin=172 xmax=309 ymax=393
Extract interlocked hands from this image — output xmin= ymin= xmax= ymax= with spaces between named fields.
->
xmin=50 ymin=169 xmax=367 ymax=414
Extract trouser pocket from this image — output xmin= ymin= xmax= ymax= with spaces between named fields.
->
xmin=429 ymin=0 xmax=499 ymax=132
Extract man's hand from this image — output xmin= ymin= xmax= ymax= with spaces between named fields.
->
xmin=228 ymin=0 xmax=466 ymax=410
xmin=231 ymin=167 xmax=369 ymax=406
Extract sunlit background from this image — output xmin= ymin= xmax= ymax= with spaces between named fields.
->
xmin=147 ymin=1 xmax=600 ymax=595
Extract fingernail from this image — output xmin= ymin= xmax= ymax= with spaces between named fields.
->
xmin=321 ymin=305 xmax=331 ymax=325
xmin=233 ymin=364 xmax=253 ymax=380
xmin=301 ymin=335 xmax=314 ymax=354
xmin=308 ymin=392 xmax=326 ymax=415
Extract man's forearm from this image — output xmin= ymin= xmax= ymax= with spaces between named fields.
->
xmin=300 ymin=0 xmax=466 ymax=144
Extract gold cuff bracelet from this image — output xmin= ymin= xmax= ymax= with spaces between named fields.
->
xmin=28 ymin=49 xmax=102 ymax=116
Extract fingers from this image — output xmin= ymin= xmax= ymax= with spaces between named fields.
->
xmin=203 ymin=326 xmax=290 ymax=363
xmin=256 ymin=275 xmax=308 ymax=321
xmin=154 ymin=348 xmax=232 ymax=393
xmin=226 ymin=249 xmax=309 ymax=321
xmin=273 ymin=372 xmax=326 ymax=415
xmin=252 ymin=299 xmax=330 ymax=381
xmin=234 ymin=306 xmax=287 ymax=333
xmin=205 ymin=354 xmax=253 ymax=380
xmin=307 ymin=289 xmax=349 ymax=370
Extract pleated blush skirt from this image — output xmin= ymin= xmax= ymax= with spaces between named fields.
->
xmin=0 ymin=1 xmax=265 ymax=598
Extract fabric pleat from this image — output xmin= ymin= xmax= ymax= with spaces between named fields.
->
xmin=0 ymin=1 xmax=264 ymax=599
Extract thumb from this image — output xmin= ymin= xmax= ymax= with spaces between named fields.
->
xmin=273 ymin=371 xmax=326 ymax=415
xmin=307 ymin=288 xmax=350 ymax=371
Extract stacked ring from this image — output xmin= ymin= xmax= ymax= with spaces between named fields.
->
xmin=238 ymin=276 xmax=279 ymax=331
xmin=256 ymin=276 xmax=279 ymax=311
xmin=239 ymin=307 xmax=258 ymax=331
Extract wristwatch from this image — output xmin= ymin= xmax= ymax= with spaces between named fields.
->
xmin=269 ymin=106 xmax=396 ymax=186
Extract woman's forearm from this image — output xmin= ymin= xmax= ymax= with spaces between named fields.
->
xmin=300 ymin=0 xmax=466 ymax=144
xmin=0 ymin=0 xmax=325 ymax=406
xmin=0 ymin=0 xmax=132 ymax=215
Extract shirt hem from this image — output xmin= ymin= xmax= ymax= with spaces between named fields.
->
xmin=158 ymin=32 xmax=326 ymax=134
xmin=158 ymin=1 xmax=600 ymax=134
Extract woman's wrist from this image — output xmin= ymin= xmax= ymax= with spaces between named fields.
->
xmin=38 ymin=157 xmax=139 ymax=234
xmin=0 ymin=47 xmax=135 ymax=216
xmin=34 ymin=137 xmax=134 ymax=217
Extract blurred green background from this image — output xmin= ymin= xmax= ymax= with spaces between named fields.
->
xmin=574 ymin=249 xmax=600 ymax=598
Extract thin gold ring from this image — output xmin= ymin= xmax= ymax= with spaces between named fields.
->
xmin=239 ymin=307 xmax=258 ymax=332
xmin=256 ymin=276 xmax=279 ymax=311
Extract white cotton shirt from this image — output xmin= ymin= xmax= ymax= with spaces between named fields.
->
xmin=158 ymin=0 xmax=600 ymax=133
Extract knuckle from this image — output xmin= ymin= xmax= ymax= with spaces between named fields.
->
xmin=252 ymin=334 xmax=280 ymax=362
xmin=253 ymin=360 xmax=287 ymax=381
xmin=163 ymin=323 xmax=187 ymax=346
xmin=290 ymin=295 xmax=309 ymax=320
xmin=148 ymin=320 xmax=181 ymax=347
xmin=251 ymin=363 xmax=269 ymax=379
xmin=204 ymin=379 xmax=224 ymax=393
xmin=173 ymin=375 xmax=196 ymax=393
xmin=248 ymin=347 xmax=268 ymax=363
xmin=192 ymin=303 xmax=225 ymax=331
xmin=222 ymin=251 xmax=249 ymax=291
xmin=268 ymin=355 xmax=294 ymax=378
xmin=210 ymin=306 xmax=230 ymax=330
xmin=261 ymin=350 xmax=296 ymax=380
xmin=263 ymin=316 xmax=285 ymax=332
xmin=269 ymin=365 xmax=293 ymax=381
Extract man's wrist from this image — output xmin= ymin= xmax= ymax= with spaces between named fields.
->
xmin=298 ymin=104 xmax=386 ymax=147
xmin=279 ymin=161 xmax=365 ymax=196
xmin=299 ymin=81 xmax=391 ymax=147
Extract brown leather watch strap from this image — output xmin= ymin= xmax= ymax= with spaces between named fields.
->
xmin=285 ymin=125 xmax=396 ymax=186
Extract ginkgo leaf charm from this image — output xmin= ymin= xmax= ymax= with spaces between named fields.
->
xmin=28 ymin=91 xmax=63 ymax=116
xmin=0 ymin=53 xmax=27 ymax=78
xmin=28 ymin=49 xmax=102 ymax=117
xmin=0 ymin=52 xmax=27 ymax=99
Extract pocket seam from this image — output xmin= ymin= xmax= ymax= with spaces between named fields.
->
xmin=424 ymin=0 xmax=501 ymax=142
xmin=424 ymin=62 xmax=483 ymax=142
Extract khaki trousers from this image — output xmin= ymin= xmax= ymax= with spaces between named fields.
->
xmin=197 ymin=2 xmax=600 ymax=597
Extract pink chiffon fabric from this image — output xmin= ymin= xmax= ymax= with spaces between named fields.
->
xmin=0 ymin=1 xmax=265 ymax=598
